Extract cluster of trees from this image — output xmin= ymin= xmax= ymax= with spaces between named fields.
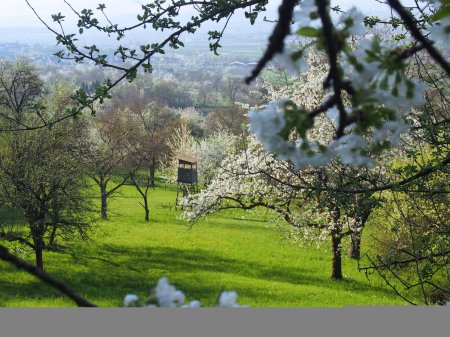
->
xmin=0 ymin=57 xmax=250 ymax=269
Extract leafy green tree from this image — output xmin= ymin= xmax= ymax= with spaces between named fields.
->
xmin=0 ymin=57 xmax=44 ymax=130
xmin=0 ymin=81 xmax=94 ymax=270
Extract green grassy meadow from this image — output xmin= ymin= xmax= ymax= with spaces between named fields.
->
xmin=0 ymin=183 xmax=410 ymax=307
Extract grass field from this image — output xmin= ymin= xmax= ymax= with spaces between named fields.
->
xmin=0 ymin=184 xmax=410 ymax=307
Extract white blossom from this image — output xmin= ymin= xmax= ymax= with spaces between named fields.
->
xmin=273 ymin=49 xmax=310 ymax=76
xmin=123 ymin=277 xmax=247 ymax=308
xmin=326 ymin=106 xmax=339 ymax=129
xmin=344 ymin=37 xmax=380 ymax=89
xmin=123 ymin=294 xmax=139 ymax=307
xmin=293 ymin=0 xmax=318 ymax=28
xmin=182 ymin=300 xmax=202 ymax=308
xmin=155 ymin=277 xmax=185 ymax=307
xmin=172 ymin=290 xmax=186 ymax=306
xmin=339 ymin=7 xmax=365 ymax=35
xmin=248 ymin=99 xmax=296 ymax=161
xmin=218 ymin=291 xmax=239 ymax=307
xmin=329 ymin=134 xmax=375 ymax=167
xmin=373 ymin=121 xmax=410 ymax=146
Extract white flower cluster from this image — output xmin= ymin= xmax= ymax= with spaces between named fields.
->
xmin=248 ymin=99 xmax=291 ymax=160
xmin=347 ymin=38 xmax=427 ymax=110
xmin=273 ymin=48 xmax=310 ymax=76
xmin=123 ymin=277 xmax=247 ymax=308
xmin=249 ymin=34 xmax=428 ymax=169
xmin=218 ymin=291 xmax=244 ymax=308
xmin=338 ymin=7 xmax=365 ymax=36
xmin=248 ymin=104 xmax=375 ymax=168
xmin=346 ymin=37 xmax=427 ymax=141
xmin=282 ymin=3 xmax=365 ymax=76
xmin=294 ymin=0 xmax=318 ymax=28
xmin=154 ymin=277 xmax=187 ymax=307
xmin=181 ymin=137 xmax=298 ymax=222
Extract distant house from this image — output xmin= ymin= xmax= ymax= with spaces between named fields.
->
xmin=229 ymin=61 xmax=247 ymax=67
xmin=229 ymin=61 xmax=259 ymax=68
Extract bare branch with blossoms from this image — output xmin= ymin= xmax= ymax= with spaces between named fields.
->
xmin=247 ymin=0 xmax=450 ymax=169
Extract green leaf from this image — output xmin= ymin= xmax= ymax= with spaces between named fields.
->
xmin=296 ymin=27 xmax=318 ymax=37
xmin=431 ymin=5 xmax=450 ymax=22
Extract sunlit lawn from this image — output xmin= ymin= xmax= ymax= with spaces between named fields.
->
xmin=0 ymin=183 xmax=409 ymax=307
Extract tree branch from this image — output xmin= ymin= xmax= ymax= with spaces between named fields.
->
xmin=245 ymin=0 xmax=298 ymax=84
xmin=0 ymin=245 xmax=97 ymax=307
xmin=387 ymin=0 xmax=450 ymax=77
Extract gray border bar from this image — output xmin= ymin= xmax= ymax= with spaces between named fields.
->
xmin=0 ymin=307 xmax=449 ymax=337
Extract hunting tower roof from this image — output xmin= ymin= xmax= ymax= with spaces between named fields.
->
xmin=177 ymin=154 xmax=197 ymax=164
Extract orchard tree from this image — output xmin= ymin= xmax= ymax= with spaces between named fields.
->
xmin=181 ymin=137 xmax=379 ymax=279
xmin=196 ymin=82 xmax=213 ymax=108
xmin=131 ymin=101 xmax=180 ymax=187
xmin=88 ymin=103 xmax=135 ymax=219
xmin=0 ymin=58 xmax=44 ymax=130
xmin=356 ymin=12 xmax=450 ymax=303
xmin=178 ymin=107 xmax=206 ymax=138
xmin=0 ymin=82 xmax=94 ymax=270
xmin=151 ymin=80 xmax=194 ymax=109
xmin=255 ymin=47 xmax=381 ymax=262
xmin=128 ymin=101 xmax=180 ymax=221
xmin=193 ymin=131 xmax=237 ymax=186
xmin=360 ymin=149 xmax=450 ymax=304
xmin=221 ymin=76 xmax=248 ymax=104
xmin=205 ymin=105 xmax=249 ymax=135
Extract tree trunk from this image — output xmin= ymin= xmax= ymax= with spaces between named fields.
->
xmin=144 ymin=195 xmax=149 ymax=222
xmin=32 ymin=226 xmax=45 ymax=270
xmin=349 ymin=211 xmax=370 ymax=260
xmin=331 ymin=233 xmax=342 ymax=280
xmin=48 ymin=225 xmax=58 ymax=248
xmin=150 ymin=161 xmax=156 ymax=188
xmin=100 ymin=184 xmax=108 ymax=219
xmin=35 ymin=243 xmax=44 ymax=270
xmin=349 ymin=229 xmax=362 ymax=260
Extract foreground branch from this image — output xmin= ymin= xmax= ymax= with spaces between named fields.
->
xmin=245 ymin=0 xmax=297 ymax=83
xmin=0 ymin=245 xmax=97 ymax=307
xmin=387 ymin=0 xmax=450 ymax=77
xmin=359 ymin=250 xmax=450 ymax=271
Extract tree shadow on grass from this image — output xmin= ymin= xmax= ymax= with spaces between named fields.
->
xmin=71 ymin=244 xmax=397 ymax=299
xmin=1 ymin=243 xmax=399 ymax=307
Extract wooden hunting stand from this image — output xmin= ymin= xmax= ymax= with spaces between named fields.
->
xmin=175 ymin=154 xmax=198 ymax=208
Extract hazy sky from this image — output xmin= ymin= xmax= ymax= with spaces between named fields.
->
xmin=0 ymin=0 xmax=392 ymax=28
xmin=0 ymin=0 xmax=404 ymax=47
